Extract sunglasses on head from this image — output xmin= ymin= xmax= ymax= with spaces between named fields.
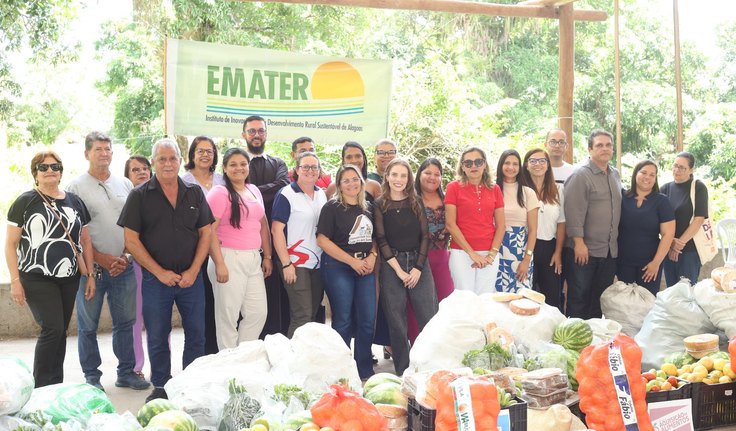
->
xmin=37 ymin=163 xmax=63 ymax=172
xmin=461 ymin=158 xmax=485 ymax=168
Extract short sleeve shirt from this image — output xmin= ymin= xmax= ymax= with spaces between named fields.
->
xmin=317 ymin=200 xmax=374 ymax=254
xmin=117 ymin=175 xmax=214 ymax=273
xmin=7 ymin=190 xmax=91 ymax=277
xmin=618 ymin=192 xmax=675 ymax=266
xmin=271 ymin=182 xmax=327 ymax=268
xmin=207 ymin=184 xmax=265 ymax=250
xmin=501 ymin=182 xmax=541 ymax=227
xmin=537 ymin=184 xmax=566 ymax=241
xmin=444 ymin=180 xmax=504 ymax=251
xmin=660 ymin=179 xmax=708 ymax=252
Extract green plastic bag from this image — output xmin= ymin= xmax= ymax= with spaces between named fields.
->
xmin=19 ymin=383 xmax=115 ymax=425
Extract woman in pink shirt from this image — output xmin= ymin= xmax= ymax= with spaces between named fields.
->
xmin=445 ymin=147 xmax=506 ymax=294
xmin=207 ymin=148 xmax=273 ymax=349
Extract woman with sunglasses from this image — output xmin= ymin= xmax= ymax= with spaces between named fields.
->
xmin=521 ymin=149 xmax=565 ymax=309
xmin=124 ymin=155 xmax=152 ymax=379
xmin=496 ymin=149 xmax=540 ymax=292
xmin=317 ymin=164 xmax=379 ymax=379
xmin=618 ymin=160 xmax=675 ymax=295
xmin=445 ymin=147 xmax=506 ymax=293
xmin=271 ymin=152 xmax=328 ymax=338
xmin=5 ymin=151 xmax=95 ymax=387
xmin=181 ymin=136 xmax=224 ymax=354
xmin=661 ymin=152 xmax=708 ymax=286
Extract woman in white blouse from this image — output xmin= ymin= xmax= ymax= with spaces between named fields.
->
xmin=522 ymin=149 xmax=566 ymax=310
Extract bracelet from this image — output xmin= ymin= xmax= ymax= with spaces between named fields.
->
xmin=87 ymin=272 xmax=95 ymax=278
xmin=491 ymin=247 xmax=499 ymax=253
xmin=11 ymin=276 xmax=20 ymax=283
xmin=282 ymin=261 xmax=293 ymax=269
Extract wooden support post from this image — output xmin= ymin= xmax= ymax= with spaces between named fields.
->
xmin=558 ymin=2 xmax=574 ymax=163
xmin=614 ymin=0 xmax=622 ymax=171
xmin=673 ymin=0 xmax=684 ymax=152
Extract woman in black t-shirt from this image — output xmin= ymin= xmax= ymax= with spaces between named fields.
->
xmin=374 ymin=159 xmax=438 ymax=376
xmin=317 ymin=164 xmax=378 ymax=379
xmin=661 ymin=152 xmax=709 ymax=285
xmin=5 ymin=151 xmax=95 ymax=387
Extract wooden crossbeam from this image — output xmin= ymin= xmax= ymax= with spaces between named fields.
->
xmin=238 ymin=0 xmax=607 ymax=21
xmin=518 ymin=0 xmax=576 ymax=7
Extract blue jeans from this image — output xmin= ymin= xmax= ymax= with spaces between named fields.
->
xmin=142 ymin=268 xmax=205 ymax=387
xmin=380 ymin=251 xmax=438 ymax=376
xmin=563 ymin=248 xmax=617 ymax=319
xmin=617 ymin=262 xmax=663 ymax=296
xmin=321 ymin=254 xmax=376 ymax=379
xmin=77 ymin=265 xmax=137 ymax=380
xmin=663 ymin=250 xmax=701 ymax=287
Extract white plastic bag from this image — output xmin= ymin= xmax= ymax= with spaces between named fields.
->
xmin=0 ymin=356 xmax=34 ymax=416
xmin=479 ymin=293 xmax=566 ymax=355
xmin=586 ymin=318 xmax=622 ymax=344
xmin=86 ymin=412 xmax=142 ymax=431
xmin=0 ymin=415 xmax=42 ymax=431
xmin=635 ymin=280 xmax=718 ymax=369
xmin=165 ymin=340 xmax=271 ymax=430
xmin=600 ymin=281 xmax=656 ymax=336
xmin=408 ymin=290 xmax=489 ymax=374
xmin=694 ymin=278 xmax=736 ymax=339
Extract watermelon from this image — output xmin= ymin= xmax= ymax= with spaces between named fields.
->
xmin=564 ymin=348 xmax=580 ymax=391
xmin=552 ymin=318 xmax=593 ymax=352
xmin=663 ymin=351 xmax=697 ymax=368
xmin=363 ymin=382 xmax=407 ymax=408
xmin=708 ymin=351 xmax=730 ymax=361
xmin=148 ymin=410 xmax=198 ymax=431
xmin=362 ymin=372 xmax=403 ymax=394
xmin=137 ymin=399 xmax=179 ymax=427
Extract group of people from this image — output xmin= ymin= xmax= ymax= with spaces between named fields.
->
xmin=6 ymin=119 xmax=710 ymax=401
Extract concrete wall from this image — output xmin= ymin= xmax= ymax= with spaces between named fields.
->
xmin=0 ymin=283 xmax=182 ymax=339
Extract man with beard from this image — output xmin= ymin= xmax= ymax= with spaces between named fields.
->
xmin=241 ymin=115 xmax=290 ymax=337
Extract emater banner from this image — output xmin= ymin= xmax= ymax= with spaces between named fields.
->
xmin=165 ymin=39 xmax=393 ymax=144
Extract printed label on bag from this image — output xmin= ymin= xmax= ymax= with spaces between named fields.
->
xmin=609 ymin=343 xmax=640 ymax=431
xmin=451 ymin=377 xmax=476 ymax=431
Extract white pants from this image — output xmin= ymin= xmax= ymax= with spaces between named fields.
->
xmin=449 ymin=249 xmax=500 ymax=295
xmin=207 ymin=248 xmax=267 ymax=350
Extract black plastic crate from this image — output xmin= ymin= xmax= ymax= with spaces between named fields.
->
xmin=692 ymin=381 xmax=736 ymax=430
xmin=407 ymin=396 xmax=527 ymax=431
xmin=645 ymin=379 xmax=693 ymax=403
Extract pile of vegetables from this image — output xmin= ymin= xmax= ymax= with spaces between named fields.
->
xmin=461 ymin=342 xmax=512 ymax=371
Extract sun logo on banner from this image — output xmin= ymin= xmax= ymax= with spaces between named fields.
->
xmin=205 ymin=60 xmax=365 ymax=118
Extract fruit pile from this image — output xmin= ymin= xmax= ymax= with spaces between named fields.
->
xmin=674 ymin=355 xmax=736 ymax=385
xmin=641 ymin=368 xmax=686 ymax=392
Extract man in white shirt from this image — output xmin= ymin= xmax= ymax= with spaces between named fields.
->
xmin=545 ymin=129 xmax=576 ymax=184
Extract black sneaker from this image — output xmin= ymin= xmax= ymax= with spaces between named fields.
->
xmin=86 ymin=378 xmax=105 ymax=392
xmin=145 ymin=387 xmax=168 ymax=403
xmin=116 ymin=372 xmax=151 ymax=390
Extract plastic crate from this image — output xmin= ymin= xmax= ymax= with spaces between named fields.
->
xmin=692 ymin=381 xmax=736 ymax=430
xmin=645 ymin=379 xmax=693 ymax=403
xmin=407 ymin=397 xmax=527 ymax=431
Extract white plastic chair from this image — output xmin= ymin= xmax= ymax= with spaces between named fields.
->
xmin=717 ymin=218 xmax=736 ymax=268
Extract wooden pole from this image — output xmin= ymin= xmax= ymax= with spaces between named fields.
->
xmin=673 ymin=0 xmax=684 ymax=152
xmin=238 ymin=0 xmax=608 ymax=21
xmin=558 ymin=2 xmax=574 ymax=163
xmin=614 ymin=0 xmax=622 ymax=171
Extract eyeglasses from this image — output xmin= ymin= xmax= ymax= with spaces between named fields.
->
xmin=461 ymin=158 xmax=485 ymax=168
xmin=672 ymin=163 xmax=689 ymax=172
xmin=528 ymin=158 xmax=548 ymax=166
xmin=298 ymin=165 xmax=320 ymax=172
xmin=131 ymin=166 xmax=150 ymax=173
xmin=195 ymin=149 xmax=214 ymax=156
xmin=245 ymin=128 xmax=267 ymax=136
xmin=37 ymin=163 xmax=63 ymax=172
xmin=340 ymin=177 xmax=361 ymax=185
xmin=547 ymin=139 xmax=567 ymax=147
xmin=376 ymin=150 xmax=397 ymax=157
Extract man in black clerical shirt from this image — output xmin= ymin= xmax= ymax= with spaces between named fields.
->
xmin=241 ymin=115 xmax=290 ymax=337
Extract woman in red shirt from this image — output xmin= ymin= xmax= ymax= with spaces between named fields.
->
xmin=445 ymin=147 xmax=506 ymax=294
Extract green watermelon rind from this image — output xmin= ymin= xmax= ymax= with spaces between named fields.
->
xmin=553 ymin=318 xmax=593 ymax=352
xmin=137 ymin=399 xmax=180 ymax=427
xmin=362 ymin=372 xmax=403 ymax=394
xmin=147 ymin=410 xmax=198 ymax=431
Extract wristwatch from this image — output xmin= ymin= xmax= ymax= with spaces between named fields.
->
xmin=370 ymin=251 xmax=378 ymax=257
xmin=525 ymin=250 xmax=534 ymax=257
xmin=124 ymin=253 xmax=133 ymax=265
